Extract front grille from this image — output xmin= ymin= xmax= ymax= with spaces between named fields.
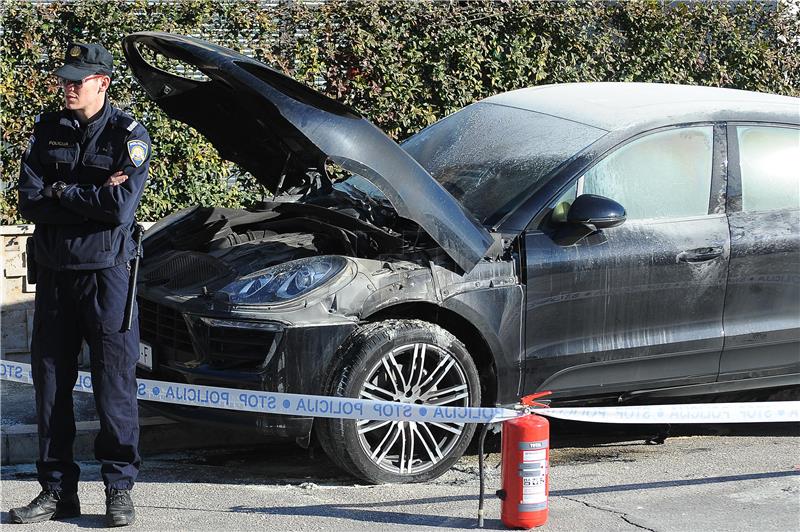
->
xmin=143 ymin=251 xmax=233 ymax=290
xmin=192 ymin=318 xmax=283 ymax=369
xmin=138 ymin=298 xmax=194 ymax=356
xmin=138 ymin=298 xmax=284 ymax=370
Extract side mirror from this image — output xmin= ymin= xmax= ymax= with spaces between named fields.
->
xmin=567 ymin=194 xmax=626 ymax=229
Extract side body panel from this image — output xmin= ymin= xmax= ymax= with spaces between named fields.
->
xmin=719 ymin=209 xmax=800 ymax=377
xmin=523 ymin=216 xmax=729 ymax=397
xmin=442 ymin=286 xmax=525 ymax=404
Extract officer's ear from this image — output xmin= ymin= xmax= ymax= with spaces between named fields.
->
xmin=98 ymin=75 xmax=111 ymax=94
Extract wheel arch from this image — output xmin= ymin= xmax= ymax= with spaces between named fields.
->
xmin=363 ymin=301 xmax=499 ymax=407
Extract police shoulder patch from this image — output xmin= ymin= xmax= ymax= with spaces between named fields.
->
xmin=127 ymin=140 xmax=148 ymax=167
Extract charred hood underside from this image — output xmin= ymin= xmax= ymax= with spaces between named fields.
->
xmin=122 ymin=31 xmax=494 ymax=272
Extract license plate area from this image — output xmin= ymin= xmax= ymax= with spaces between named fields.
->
xmin=138 ymin=341 xmax=153 ymax=371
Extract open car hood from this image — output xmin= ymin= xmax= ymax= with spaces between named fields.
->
xmin=122 ymin=32 xmax=493 ymax=272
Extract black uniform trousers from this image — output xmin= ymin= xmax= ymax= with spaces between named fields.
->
xmin=31 ymin=262 xmax=140 ymax=494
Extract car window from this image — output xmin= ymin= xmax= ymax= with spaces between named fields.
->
xmin=737 ymin=126 xmax=800 ymax=212
xmin=580 ymin=126 xmax=714 ymax=220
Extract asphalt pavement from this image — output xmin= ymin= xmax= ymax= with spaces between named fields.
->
xmin=1 ymin=423 xmax=798 ymax=531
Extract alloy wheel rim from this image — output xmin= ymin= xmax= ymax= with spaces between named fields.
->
xmin=356 ymin=342 xmax=471 ymax=475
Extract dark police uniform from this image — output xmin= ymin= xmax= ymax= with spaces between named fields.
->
xmin=17 ymin=85 xmax=150 ymax=497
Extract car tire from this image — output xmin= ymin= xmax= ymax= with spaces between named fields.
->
xmin=317 ymin=319 xmax=481 ymax=484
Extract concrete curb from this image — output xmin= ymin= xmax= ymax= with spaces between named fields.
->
xmin=2 ymin=416 xmax=266 ymax=466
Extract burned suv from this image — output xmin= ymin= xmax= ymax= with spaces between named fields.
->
xmin=124 ymin=32 xmax=800 ymax=484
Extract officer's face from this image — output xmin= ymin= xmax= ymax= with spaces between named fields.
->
xmin=60 ymin=75 xmax=110 ymax=111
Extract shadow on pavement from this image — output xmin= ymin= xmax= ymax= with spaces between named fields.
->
xmin=0 ymin=511 xmax=108 ymax=528
xmin=222 ymin=464 xmax=799 ymax=529
xmin=227 ymin=500 xmax=503 ymax=530
xmin=550 ymin=469 xmax=800 ymax=496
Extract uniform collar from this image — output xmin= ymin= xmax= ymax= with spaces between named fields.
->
xmin=83 ymin=99 xmax=112 ymax=136
xmin=67 ymin=99 xmax=112 ymax=135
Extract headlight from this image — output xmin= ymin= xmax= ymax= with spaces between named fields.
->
xmin=219 ymin=255 xmax=349 ymax=305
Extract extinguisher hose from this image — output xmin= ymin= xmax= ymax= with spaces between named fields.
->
xmin=477 ymin=422 xmax=490 ymax=528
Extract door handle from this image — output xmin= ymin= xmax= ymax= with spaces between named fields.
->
xmin=677 ymin=246 xmax=724 ymax=263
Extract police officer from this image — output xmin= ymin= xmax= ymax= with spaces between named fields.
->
xmin=10 ymin=42 xmax=149 ymax=527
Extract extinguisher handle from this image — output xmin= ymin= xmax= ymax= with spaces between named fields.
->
xmin=521 ymin=390 xmax=552 ymax=408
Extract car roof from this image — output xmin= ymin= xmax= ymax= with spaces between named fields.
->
xmin=484 ymin=82 xmax=800 ymax=131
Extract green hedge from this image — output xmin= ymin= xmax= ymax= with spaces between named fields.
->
xmin=2 ymin=0 xmax=798 ymax=223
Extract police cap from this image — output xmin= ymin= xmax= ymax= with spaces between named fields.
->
xmin=54 ymin=42 xmax=113 ymax=81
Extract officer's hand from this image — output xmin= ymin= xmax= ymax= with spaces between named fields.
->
xmin=42 ymin=185 xmax=54 ymax=198
xmin=104 ymin=171 xmax=129 ymax=187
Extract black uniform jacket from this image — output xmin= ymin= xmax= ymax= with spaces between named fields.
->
xmin=18 ymin=100 xmax=150 ymax=270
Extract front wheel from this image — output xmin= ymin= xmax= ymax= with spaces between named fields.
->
xmin=317 ymin=319 xmax=481 ymax=484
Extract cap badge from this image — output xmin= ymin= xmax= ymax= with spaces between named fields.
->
xmin=127 ymin=140 xmax=148 ymax=167
xmin=69 ymin=45 xmax=82 ymax=58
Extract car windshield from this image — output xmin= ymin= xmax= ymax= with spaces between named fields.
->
xmin=400 ymin=102 xmax=606 ymax=224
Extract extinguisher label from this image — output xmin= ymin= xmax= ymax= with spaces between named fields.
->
xmin=523 ymin=449 xmax=547 ymax=462
xmin=521 ymin=469 xmax=547 ymax=504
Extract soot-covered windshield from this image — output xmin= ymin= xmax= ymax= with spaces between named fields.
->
xmin=401 ymin=102 xmax=606 ymax=225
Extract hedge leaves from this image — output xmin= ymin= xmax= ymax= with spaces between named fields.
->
xmin=1 ymin=0 xmax=797 ymax=223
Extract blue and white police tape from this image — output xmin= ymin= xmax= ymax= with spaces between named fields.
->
xmin=2 ymin=360 xmax=798 ymax=424
xmin=0 ymin=360 xmax=519 ymax=423
xmin=537 ymin=402 xmax=800 ymax=424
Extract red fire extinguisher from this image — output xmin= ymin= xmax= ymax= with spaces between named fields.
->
xmin=496 ymin=392 xmax=551 ymax=529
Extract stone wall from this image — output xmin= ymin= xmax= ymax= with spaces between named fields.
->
xmin=1 ymin=225 xmax=36 ymax=362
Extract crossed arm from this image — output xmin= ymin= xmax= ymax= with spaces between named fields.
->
xmin=18 ymin=129 xmax=150 ymax=226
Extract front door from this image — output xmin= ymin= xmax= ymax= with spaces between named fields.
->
xmin=524 ymin=124 xmax=729 ymax=398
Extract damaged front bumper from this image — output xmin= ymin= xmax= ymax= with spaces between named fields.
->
xmin=136 ymin=296 xmax=357 ymax=442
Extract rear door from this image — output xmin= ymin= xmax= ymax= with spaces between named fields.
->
xmin=524 ymin=124 xmax=730 ymax=397
xmin=720 ymin=124 xmax=800 ymax=381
